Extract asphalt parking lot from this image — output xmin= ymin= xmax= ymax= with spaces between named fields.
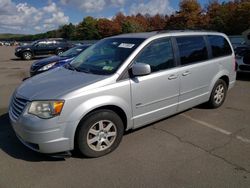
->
xmin=0 ymin=46 xmax=250 ymax=188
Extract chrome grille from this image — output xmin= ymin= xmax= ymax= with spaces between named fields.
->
xmin=10 ymin=96 xmax=28 ymax=121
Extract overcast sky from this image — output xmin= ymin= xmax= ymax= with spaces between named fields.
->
xmin=0 ymin=0 xmax=226 ymax=34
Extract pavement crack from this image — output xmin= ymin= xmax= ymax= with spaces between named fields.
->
xmin=152 ymin=126 xmax=250 ymax=174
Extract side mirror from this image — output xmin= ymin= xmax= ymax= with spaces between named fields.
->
xmin=131 ymin=63 xmax=151 ymax=76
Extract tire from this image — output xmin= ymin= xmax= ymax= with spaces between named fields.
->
xmin=76 ymin=110 xmax=124 ymax=158
xmin=56 ymin=50 xmax=63 ymax=55
xmin=22 ymin=51 xmax=32 ymax=60
xmin=207 ymin=79 xmax=227 ymax=108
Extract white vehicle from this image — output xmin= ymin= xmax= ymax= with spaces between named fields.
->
xmin=9 ymin=31 xmax=236 ymax=158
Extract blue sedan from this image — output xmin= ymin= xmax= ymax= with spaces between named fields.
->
xmin=30 ymin=44 xmax=91 ymax=76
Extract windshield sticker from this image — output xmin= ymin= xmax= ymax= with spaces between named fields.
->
xmin=103 ymin=66 xmax=114 ymax=71
xmin=118 ymin=43 xmax=135 ymax=48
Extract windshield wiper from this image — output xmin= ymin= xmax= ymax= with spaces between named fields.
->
xmin=64 ymin=63 xmax=91 ymax=73
xmin=78 ymin=67 xmax=92 ymax=74
xmin=64 ymin=63 xmax=77 ymax=71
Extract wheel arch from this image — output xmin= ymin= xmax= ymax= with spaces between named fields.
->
xmin=209 ymin=70 xmax=230 ymax=95
xmin=73 ymin=104 xmax=128 ymax=151
xmin=63 ymin=95 xmax=132 ymax=150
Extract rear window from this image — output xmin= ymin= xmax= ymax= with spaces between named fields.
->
xmin=176 ymin=36 xmax=208 ymax=65
xmin=208 ymin=35 xmax=232 ymax=58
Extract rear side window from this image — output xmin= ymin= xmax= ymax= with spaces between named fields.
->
xmin=176 ymin=36 xmax=208 ymax=66
xmin=208 ymin=35 xmax=232 ymax=58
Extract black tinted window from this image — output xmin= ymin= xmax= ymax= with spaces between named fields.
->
xmin=177 ymin=36 xmax=208 ymax=65
xmin=134 ymin=38 xmax=175 ymax=72
xmin=208 ymin=35 xmax=232 ymax=58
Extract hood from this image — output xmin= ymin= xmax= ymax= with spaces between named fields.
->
xmin=16 ymin=67 xmax=109 ymax=100
xmin=19 ymin=44 xmax=33 ymax=49
xmin=33 ymin=56 xmax=67 ymax=67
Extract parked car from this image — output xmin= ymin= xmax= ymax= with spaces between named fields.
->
xmin=236 ymin=49 xmax=250 ymax=72
xmin=9 ymin=31 xmax=236 ymax=158
xmin=30 ymin=44 xmax=91 ymax=76
xmin=229 ymin=35 xmax=246 ymax=49
xmin=15 ymin=38 xmax=72 ymax=60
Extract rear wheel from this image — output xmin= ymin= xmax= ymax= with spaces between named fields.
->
xmin=76 ymin=110 xmax=124 ymax=158
xmin=22 ymin=51 xmax=32 ymax=60
xmin=207 ymin=79 xmax=227 ymax=108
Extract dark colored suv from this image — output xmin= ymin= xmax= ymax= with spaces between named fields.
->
xmin=15 ymin=38 xmax=72 ymax=60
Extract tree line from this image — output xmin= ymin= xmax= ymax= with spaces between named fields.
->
xmin=7 ymin=0 xmax=250 ymax=41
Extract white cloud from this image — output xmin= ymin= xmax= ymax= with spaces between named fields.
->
xmin=59 ymin=0 xmax=125 ymax=12
xmin=110 ymin=0 xmax=125 ymax=7
xmin=43 ymin=2 xmax=58 ymax=13
xmin=44 ymin=12 xmax=69 ymax=25
xmin=0 ymin=1 xmax=69 ymax=33
xmin=80 ymin=0 xmax=106 ymax=12
xmin=0 ymin=0 xmax=15 ymax=15
xmin=130 ymin=0 xmax=174 ymax=15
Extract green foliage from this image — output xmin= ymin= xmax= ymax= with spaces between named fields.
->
xmin=1 ymin=0 xmax=250 ymax=41
xmin=77 ymin=16 xmax=100 ymax=40
xmin=0 ymin=33 xmax=26 ymax=40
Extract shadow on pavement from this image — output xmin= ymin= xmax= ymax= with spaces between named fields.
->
xmin=237 ymin=72 xmax=250 ymax=81
xmin=0 ymin=112 xmax=64 ymax=162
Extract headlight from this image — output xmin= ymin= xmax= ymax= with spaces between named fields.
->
xmin=16 ymin=48 xmax=21 ymax=52
xmin=38 ymin=62 xmax=57 ymax=71
xmin=28 ymin=100 xmax=64 ymax=119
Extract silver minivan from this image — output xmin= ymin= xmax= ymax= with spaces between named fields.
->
xmin=9 ymin=31 xmax=236 ymax=157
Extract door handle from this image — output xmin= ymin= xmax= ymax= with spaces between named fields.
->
xmin=168 ymin=74 xmax=178 ymax=80
xmin=182 ymin=71 xmax=191 ymax=76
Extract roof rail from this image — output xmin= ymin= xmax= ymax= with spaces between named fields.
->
xmin=157 ymin=29 xmax=218 ymax=34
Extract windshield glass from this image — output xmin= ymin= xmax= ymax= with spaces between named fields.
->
xmin=59 ymin=46 xmax=89 ymax=57
xmin=30 ymin=41 xmax=38 ymax=46
xmin=69 ymin=38 xmax=144 ymax=75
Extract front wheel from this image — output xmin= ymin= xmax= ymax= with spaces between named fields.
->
xmin=56 ymin=50 xmax=63 ymax=55
xmin=22 ymin=51 xmax=32 ymax=60
xmin=207 ymin=79 xmax=227 ymax=108
xmin=76 ymin=110 xmax=124 ymax=158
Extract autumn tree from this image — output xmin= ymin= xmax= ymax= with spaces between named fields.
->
xmin=207 ymin=0 xmax=250 ymax=34
xmin=113 ymin=12 xmax=127 ymax=27
xmin=97 ymin=18 xmax=122 ymax=38
xmin=166 ymin=0 xmax=208 ymax=30
xmin=148 ymin=14 xmax=167 ymax=31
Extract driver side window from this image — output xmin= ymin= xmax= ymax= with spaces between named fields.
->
xmin=36 ymin=42 xmax=47 ymax=48
xmin=134 ymin=38 xmax=175 ymax=73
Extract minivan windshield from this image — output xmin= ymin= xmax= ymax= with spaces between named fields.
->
xmin=68 ymin=38 xmax=144 ymax=75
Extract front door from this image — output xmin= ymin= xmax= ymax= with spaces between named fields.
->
xmin=130 ymin=37 xmax=180 ymax=128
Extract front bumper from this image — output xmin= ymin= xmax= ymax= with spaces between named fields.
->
xmin=15 ymin=51 xmax=22 ymax=57
xmin=9 ymin=108 xmax=76 ymax=154
xmin=29 ymin=69 xmax=45 ymax=77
